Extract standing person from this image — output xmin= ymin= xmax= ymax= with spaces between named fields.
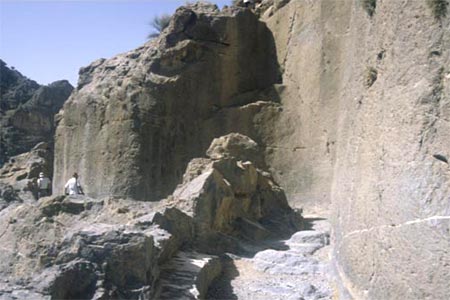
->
xmin=37 ymin=172 xmax=51 ymax=199
xmin=64 ymin=172 xmax=84 ymax=195
xmin=243 ymin=0 xmax=254 ymax=8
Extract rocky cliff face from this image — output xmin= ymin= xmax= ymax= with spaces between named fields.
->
xmin=330 ymin=1 xmax=450 ymax=299
xmin=0 ymin=60 xmax=73 ymax=166
xmin=51 ymin=0 xmax=450 ymax=299
xmin=54 ymin=3 xmax=280 ymax=200
xmin=263 ymin=0 xmax=450 ymax=299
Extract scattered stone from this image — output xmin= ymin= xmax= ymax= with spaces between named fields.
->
xmin=39 ymin=195 xmax=104 ymax=217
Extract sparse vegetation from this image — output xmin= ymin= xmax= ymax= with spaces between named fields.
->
xmin=426 ymin=0 xmax=448 ymax=19
xmin=365 ymin=67 xmax=378 ymax=88
xmin=361 ymin=0 xmax=376 ymax=17
xmin=148 ymin=14 xmax=172 ymax=39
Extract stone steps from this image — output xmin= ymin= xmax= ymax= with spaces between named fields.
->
xmin=206 ymin=217 xmax=335 ymax=300
xmin=157 ymin=251 xmax=222 ymax=299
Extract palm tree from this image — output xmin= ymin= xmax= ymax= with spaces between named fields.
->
xmin=148 ymin=14 xmax=172 ymax=39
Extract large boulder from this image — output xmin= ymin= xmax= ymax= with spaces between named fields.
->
xmin=206 ymin=132 xmax=265 ymax=168
xmin=172 ymin=133 xmax=301 ymax=253
xmin=53 ymin=3 xmax=281 ymax=201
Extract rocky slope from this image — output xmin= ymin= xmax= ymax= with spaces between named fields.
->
xmin=0 ymin=60 xmax=73 ymax=166
xmin=0 ymin=134 xmax=304 ymax=299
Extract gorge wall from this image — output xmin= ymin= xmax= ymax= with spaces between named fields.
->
xmin=53 ymin=0 xmax=450 ymax=299
xmin=265 ymin=0 xmax=449 ymax=298
xmin=331 ymin=1 xmax=449 ymax=299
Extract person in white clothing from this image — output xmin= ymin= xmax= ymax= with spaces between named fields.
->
xmin=37 ymin=172 xmax=51 ymax=199
xmin=243 ymin=0 xmax=254 ymax=8
xmin=64 ymin=172 xmax=84 ymax=195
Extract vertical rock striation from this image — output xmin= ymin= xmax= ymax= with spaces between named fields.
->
xmin=330 ymin=1 xmax=450 ymax=298
xmin=262 ymin=0 xmax=450 ymax=298
xmin=51 ymin=0 xmax=450 ymax=298
xmin=54 ymin=3 xmax=280 ymax=200
xmin=261 ymin=0 xmax=351 ymax=212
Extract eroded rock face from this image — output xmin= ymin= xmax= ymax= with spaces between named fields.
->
xmin=53 ymin=4 xmax=280 ymax=201
xmin=206 ymin=132 xmax=265 ymax=168
xmin=0 ymin=60 xmax=40 ymax=112
xmin=171 ymin=133 xmax=301 ymax=252
xmin=0 ymin=197 xmax=164 ymax=299
xmin=0 ymin=60 xmax=73 ymax=166
xmin=32 ymin=0 xmax=450 ymax=298
xmin=0 ymin=133 xmax=301 ymax=299
xmin=0 ymin=142 xmax=53 ymax=207
xmin=263 ymin=0 xmax=450 ymax=298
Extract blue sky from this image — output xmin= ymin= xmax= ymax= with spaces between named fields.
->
xmin=0 ymin=0 xmax=231 ymax=86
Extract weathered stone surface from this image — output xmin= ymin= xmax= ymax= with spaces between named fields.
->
xmin=171 ymin=134 xmax=301 ymax=252
xmin=207 ymin=217 xmax=333 ymax=300
xmin=0 ymin=196 xmax=170 ymax=299
xmin=5 ymin=0 xmax=448 ymax=298
xmin=0 ymin=142 xmax=53 ymax=206
xmin=259 ymin=0 xmax=346 ymax=212
xmin=53 ymin=4 xmax=280 ymax=201
xmin=261 ymin=0 xmax=450 ymax=298
xmin=158 ymin=251 xmax=222 ymax=299
xmin=206 ymin=133 xmax=264 ymax=167
xmin=0 ymin=60 xmax=73 ymax=165
xmin=1 ymin=132 xmax=302 ymax=299
xmin=39 ymin=195 xmax=104 ymax=217
xmin=0 ymin=60 xmax=40 ymax=112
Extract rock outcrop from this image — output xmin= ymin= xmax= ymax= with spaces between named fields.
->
xmin=18 ymin=0 xmax=450 ymax=299
xmin=171 ymin=133 xmax=301 ymax=252
xmin=0 ymin=60 xmax=73 ymax=166
xmin=0 ymin=142 xmax=53 ymax=207
xmin=261 ymin=0 xmax=450 ymax=298
xmin=53 ymin=3 xmax=281 ymax=201
xmin=0 ymin=134 xmax=301 ymax=299
xmin=0 ymin=60 xmax=40 ymax=112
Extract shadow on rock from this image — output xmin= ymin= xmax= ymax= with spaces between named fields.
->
xmin=205 ymin=255 xmax=239 ymax=300
xmin=302 ymin=217 xmax=327 ymax=231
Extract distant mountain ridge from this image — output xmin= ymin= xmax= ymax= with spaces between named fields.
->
xmin=0 ymin=59 xmax=73 ymax=165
